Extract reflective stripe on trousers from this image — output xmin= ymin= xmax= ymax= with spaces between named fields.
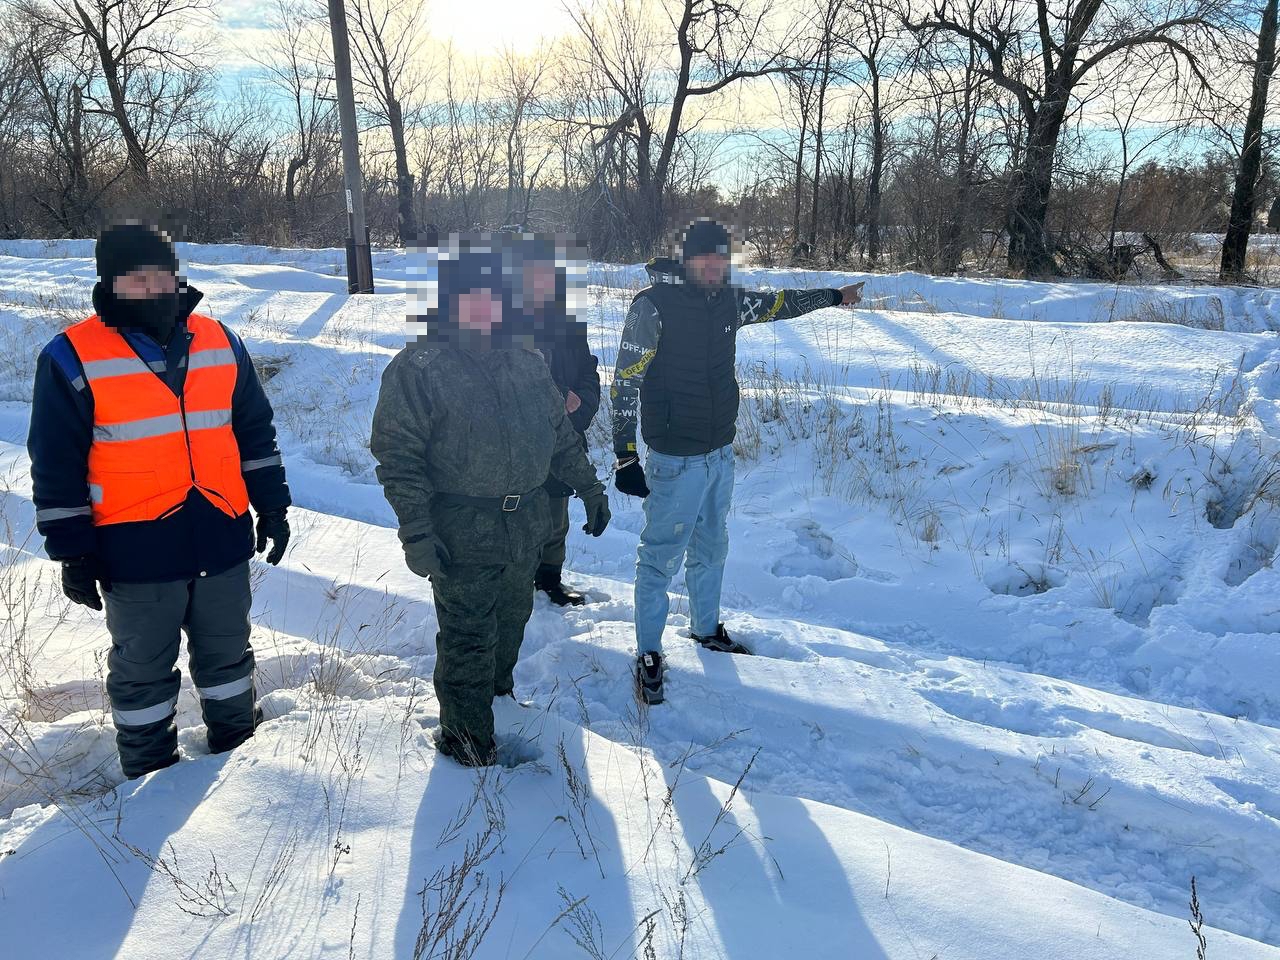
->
xmin=196 ymin=674 xmax=254 ymax=701
xmin=112 ymin=696 xmax=178 ymax=728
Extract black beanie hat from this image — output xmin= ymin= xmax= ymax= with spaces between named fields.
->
xmin=439 ymin=248 xmax=505 ymax=301
xmin=95 ymin=222 xmax=178 ymax=284
xmin=679 ymin=219 xmax=731 ymax=262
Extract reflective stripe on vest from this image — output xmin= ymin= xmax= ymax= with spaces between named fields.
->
xmin=63 ymin=313 xmax=251 ymax=526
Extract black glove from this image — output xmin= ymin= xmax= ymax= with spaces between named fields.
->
xmin=614 ymin=457 xmax=650 ymax=498
xmin=255 ymin=509 xmax=290 ymax=565
xmin=62 ymin=554 xmax=111 ymax=611
xmin=579 ymin=485 xmax=611 ymax=537
xmin=403 ymin=532 xmax=451 ymax=579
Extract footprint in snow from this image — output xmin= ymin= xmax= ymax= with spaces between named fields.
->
xmin=1223 ymin=528 xmax=1280 ymax=588
xmin=770 ymin=520 xmax=859 ymax=581
xmin=1209 ymin=776 xmax=1280 ymax=822
xmin=495 ymin=734 xmax=545 ymax=769
xmin=984 ymin=562 xmax=1064 ymax=598
xmin=918 ymin=686 xmax=1220 ymax=756
xmin=679 ymin=626 xmax=808 ymax=662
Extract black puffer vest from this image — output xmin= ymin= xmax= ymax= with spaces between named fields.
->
xmin=637 ymin=276 xmax=740 ymax=457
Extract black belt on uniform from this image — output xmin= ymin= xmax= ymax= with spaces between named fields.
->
xmin=433 ymin=487 xmax=541 ymax=512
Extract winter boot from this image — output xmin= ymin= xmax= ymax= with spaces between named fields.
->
xmin=536 ymin=568 xmax=587 ymax=607
xmin=433 ymin=731 xmax=498 ymax=768
xmin=691 ymin=624 xmax=752 ymax=655
xmin=636 ymin=652 xmax=665 ymax=705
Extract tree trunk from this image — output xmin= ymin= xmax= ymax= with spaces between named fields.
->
xmin=388 ymin=97 xmax=418 ymax=245
xmin=85 ymin=29 xmax=148 ymax=181
xmin=808 ymin=39 xmax=832 ymax=253
xmin=839 ymin=149 xmax=858 ymax=262
xmin=792 ymin=93 xmax=808 ymax=254
xmin=1222 ymin=0 xmax=1279 ymax=279
xmin=285 ymin=157 xmax=306 ymax=204
xmin=651 ymin=0 xmax=697 ymax=251
xmin=1006 ymin=93 xmax=1068 ymax=276
xmin=940 ymin=40 xmax=979 ymax=274
xmin=865 ymin=68 xmax=884 ymax=263
xmin=1108 ymin=167 xmax=1129 ymax=257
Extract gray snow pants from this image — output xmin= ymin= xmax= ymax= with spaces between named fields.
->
xmin=104 ymin=561 xmax=259 ymax=779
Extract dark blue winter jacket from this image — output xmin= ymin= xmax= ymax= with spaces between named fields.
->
xmin=28 ymin=285 xmax=291 ymax=583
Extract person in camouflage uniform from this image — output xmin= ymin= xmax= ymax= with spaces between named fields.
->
xmin=371 ymin=240 xmax=610 ymax=766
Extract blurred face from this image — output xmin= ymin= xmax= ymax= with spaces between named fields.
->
xmin=523 ymin=260 xmax=557 ymax=309
xmin=685 ymin=253 xmax=729 ymax=287
xmin=456 ymin=289 xmax=503 ymax=334
xmin=113 ymin=267 xmax=177 ymax=300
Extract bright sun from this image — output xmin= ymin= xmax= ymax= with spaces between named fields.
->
xmin=428 ymin=0 xmax=575 ymax=55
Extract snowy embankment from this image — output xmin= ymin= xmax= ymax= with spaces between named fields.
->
xmin=1 ymin=242 xmax=1279 ymax=957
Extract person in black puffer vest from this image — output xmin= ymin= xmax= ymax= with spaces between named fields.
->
xmin=611 ymin=218 xmax=865 ymax=704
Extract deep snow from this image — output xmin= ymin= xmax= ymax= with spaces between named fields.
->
xmin=0 ymin=242 xmax=1278 ymax=958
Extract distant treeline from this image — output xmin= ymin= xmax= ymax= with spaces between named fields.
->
xmin=1 ymin=0 xmax=1277 ymax=278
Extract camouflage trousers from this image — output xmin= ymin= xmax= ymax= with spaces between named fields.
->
xmin=536 ymin=496 xmax=571 ymax=579
xmin=431 ymin=554 xmax=541 ymax=753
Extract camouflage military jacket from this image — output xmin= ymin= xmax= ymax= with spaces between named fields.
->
xmin=371 ymin=344 xmax=603 ymax=564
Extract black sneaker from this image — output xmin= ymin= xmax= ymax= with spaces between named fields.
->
xmin=433 ymin=731 xmax=498 ymax=767
xmin=691 ymin=624 xmax=752 ymax=655
xmin=636 ymin=652 xmax=665 ymax=705
xmin=538 ymin=580 xmax=587 ymax=607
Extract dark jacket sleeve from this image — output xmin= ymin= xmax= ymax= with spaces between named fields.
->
xmin=610 ymin=294 xmax=662 ymax=455
xmin=27 ymin=337 xmax=97 ymax=561
xmin=547 ymin=373 xmax=604 ymax=498
xmin=567 ymin=325 xmax=601 ymax=434
xmin=736 ymin=287 xmax=842 ymax=328
xmin=225 ymin=323 xmax=291 ymax=514
xmin=370 ymin=349 xmax=438 ymax=545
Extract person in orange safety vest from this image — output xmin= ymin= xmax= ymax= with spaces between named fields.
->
xmin=28 ymin=221 xmax=292 ymax=779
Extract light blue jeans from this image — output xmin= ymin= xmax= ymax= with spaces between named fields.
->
xmin=635 ymin=444 xmax=734 ymax=654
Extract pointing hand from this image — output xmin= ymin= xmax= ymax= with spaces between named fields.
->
xmin=838 ymin=282 xmax=865 ymax=307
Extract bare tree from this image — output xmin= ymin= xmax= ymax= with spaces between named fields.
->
xmin=342 ymin=0 xmax=430 ymax=244
xmin=175 ymin=93 xmax=276 ymax=242
xmin=22 ymin=0 xmax=212 ymax=183
xmin=838 ymin=0 xmax=899 ymax=263
xmin=251 ymin=0 xmax=334 ymax=213
xmin=907 ymin=0 xmax=1221 ymax=275
xmin=1101 ymin=59 xmax=1187 ymax=257
xmin=567 ymin=0 xmax=795 ymax=252
xmin=0 ymin=16 xmax=37 ymax=234
xmin=439 ymin=58 xmax=504 ymax=229
xmin=1221 ymin=0 xmax=1279 ymax=278
xmin=782 ymin=69 xmax=817 ymax=254
xmin=23 ymin=24 xmax=118 ymax=233
xmin=495 ymin=46 xmax=554 ymax=228
xmin=768 ymin=60 xmax=819 ymax=256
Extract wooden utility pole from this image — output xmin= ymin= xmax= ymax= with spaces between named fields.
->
xmin=327 ymin=0 xmax=375 ymax=293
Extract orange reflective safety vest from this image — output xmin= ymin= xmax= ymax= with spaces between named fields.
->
xmin=63 ymin=313 xmax=250 ymax=526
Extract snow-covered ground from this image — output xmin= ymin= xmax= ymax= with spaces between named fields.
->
xmin=1 ymin=242 xmax=1279 ymax=958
